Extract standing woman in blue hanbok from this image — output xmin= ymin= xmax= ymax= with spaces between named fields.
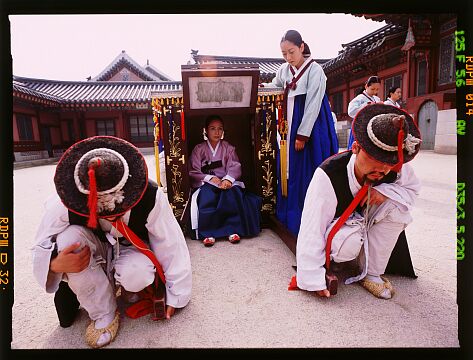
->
xmin=189 ymin=115 xmax=262 ymax=247
xmin=346 ymin=75 xmax=382 ymax=149
xmin=262 ymin=29 xmax=339 ymax=237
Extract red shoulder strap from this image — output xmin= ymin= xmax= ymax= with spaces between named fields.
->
xmin=112 ymin=219 xmax=166 ymax=284
xmin=324 ymin=184 xmax=369 ymax=269
xmin=288 ymin=183 xmax=369 ymax=291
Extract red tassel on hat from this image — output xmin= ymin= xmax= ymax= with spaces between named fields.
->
xmin=87 ymin=158 xmax=101 ymax=228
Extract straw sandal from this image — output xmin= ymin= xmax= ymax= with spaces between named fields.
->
xmin=85 ymin=311 xmax=120 ymax=348
xmin=359 ymin=276 xmax=395 ymax=299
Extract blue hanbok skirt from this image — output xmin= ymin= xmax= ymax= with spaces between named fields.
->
xmin=193 ymin=183 xmax=262 ymax=239
xmin=276 ymin=94 xmax=339 ymax=237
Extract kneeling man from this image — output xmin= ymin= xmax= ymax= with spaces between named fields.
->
xmin=296 ymin=104 xmax=421 ymax=299
xmin=32 ymin=136 xmax=192 ymax=348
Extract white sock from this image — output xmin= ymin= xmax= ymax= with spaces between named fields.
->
xmin=365 ymin=275 xmax=391 ymax=299
xmin=94 ymin=312 xmax=115 ymax=346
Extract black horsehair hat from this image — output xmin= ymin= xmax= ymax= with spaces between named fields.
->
xmin=352 ymin=103 xmax=422 ymax=171
xmin=54 ymin=136 xmax=148 ymax=228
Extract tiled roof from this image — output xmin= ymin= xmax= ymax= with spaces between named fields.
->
xmin=322 ymin=24 xmax=405 ymax=72
xmin=14 ymin=75 xmax=283 ymax=106
xmin=13 ymin=79 xmax=62 ymax=103
xmin=91 ymin=50 xmax=173 ymax=82
xmin=192 ymin=53 xmax=331 ymax=81
xmin=144 ymin=63 xmax=174 ymax=82
xmin=352 ymin=14 xmax=409 ymax=26
xmin=13 ymin=76 xmax=182 ymax=104
xmin=192 ymin=54 xmax=285 ymax=77
xmin=341 ymin=24 xmax=404 ymax=48
xmin=353 ymin=13 xmax=456 ymax=27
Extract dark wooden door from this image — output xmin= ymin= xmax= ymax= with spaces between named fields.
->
xmin=418 ymin=100 xmax=438 ymax=150
xmin=41 ymin=126 xmax=53 ymax=157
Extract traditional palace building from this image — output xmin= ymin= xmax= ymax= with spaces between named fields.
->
xmin=324 ymin=14 xmax=457 ymax=152
xmin=12 ymin=13 xmax=457 ymax=164
xmin=13 ymin=50 xmax=181 ymax=162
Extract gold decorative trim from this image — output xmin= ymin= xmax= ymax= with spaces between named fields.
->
xmin=262 ymin=159 xmax=274 ymax=198
xmin=173 ymin=208 xmax=184 ymax=219
xmin=169 ymin=121 xmax=182 ymax=158
xmin=257 ymin=88 xmax=284 ymax=97
xmin=171 ymin=164 xmax=185 ymax=203
xmin=260 ymin=108 xmax=273 ymax=156
xmin=256 ymin=100 xmax=277 ymax=214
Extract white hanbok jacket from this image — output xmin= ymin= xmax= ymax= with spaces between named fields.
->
xmin=32 ymin=187 xmax=193 ymax=308
xmin=296 ymin=153 xmax=421 ymax=291
xmin=348 ymin=92 xmax=381 ymax=118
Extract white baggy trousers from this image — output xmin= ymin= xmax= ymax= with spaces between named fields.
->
xmin=56 ymin=225 xmax=156 ymax=321
xmin=327 ymin=198 xmax=412 ymax=279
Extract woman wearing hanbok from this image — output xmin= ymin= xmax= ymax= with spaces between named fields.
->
xmin=346 ymin=75 xmax=382 ymax=149
xmin=262 ymin=29 xmax=339 ymax=237
xmin=384 ymin=86 xmax=402 ymax=108
xmin=189 ymin=115 xmax=262 ymax=247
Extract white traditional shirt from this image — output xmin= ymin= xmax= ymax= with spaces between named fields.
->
xmin=384 ymin=98 xmax=401 ymax=108
xmin=348 ymin=91 xmax=381 ymax=118
xmin=296 ymin=153 xmax=421 ymax=291
xmin=269 ymin=57 xmax=327 ymax=138
xmin=31 ymin=187 xmax=193 ymax=308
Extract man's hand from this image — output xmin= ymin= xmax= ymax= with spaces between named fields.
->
xmin=166 ymin=305 xmax=175 ymax=319
xmin=219 ymin=179 xmax=232 ymax=189
xmin=360 ymin=188 xmax=388 ymax=207
xmin=50 ymin=242 xmax=90 ymax=273
xmin=295 ymin=139 xmax=305 ymax=151
xmin=210 ymin=177 xmax=221 ymax=186
xmin=315 ymin=289 xmax=331 ymax=298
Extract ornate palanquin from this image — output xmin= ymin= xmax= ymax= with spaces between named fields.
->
xmin=150 ymin=64 xmax=284 ymax=234
xmin=150 ymin=93 xmax=189 ymax=223
xmin=253 ymin=89 xmax=284 ymax=217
